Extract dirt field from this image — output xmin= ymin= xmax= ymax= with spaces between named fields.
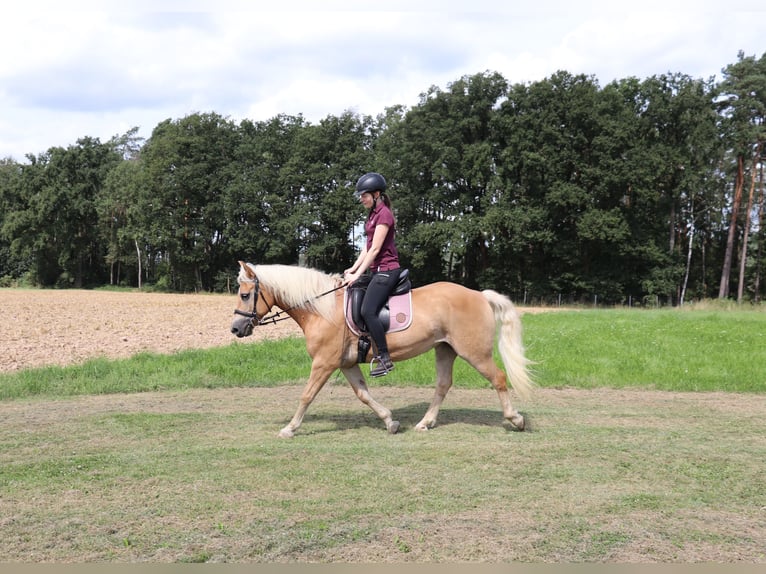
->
xmin=0 ymin=289 xmax=303 ymax=373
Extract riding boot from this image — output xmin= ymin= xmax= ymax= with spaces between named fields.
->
xmin=370 ymin=352 xmax=395 ymax=377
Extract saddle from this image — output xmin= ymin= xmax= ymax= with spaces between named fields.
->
xmin=344 ymin=269 xmax=414 ymax=362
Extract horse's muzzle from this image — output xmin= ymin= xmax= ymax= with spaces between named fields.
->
xmin=230 ymin=316 xmax=254 ymax=338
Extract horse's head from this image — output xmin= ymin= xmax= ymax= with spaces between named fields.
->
xmin=230 ymin=261 xmax=273 ymax=338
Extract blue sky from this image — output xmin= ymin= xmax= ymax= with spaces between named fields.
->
xmin=1 ymin=0 xmax=763 ymax=161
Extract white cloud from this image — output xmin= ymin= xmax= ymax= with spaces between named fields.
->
xmin=0 ymin=2 xmax=763 ymax=161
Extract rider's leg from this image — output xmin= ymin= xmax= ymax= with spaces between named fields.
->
xmin=360 ymin=269 xmax=400 ymax=377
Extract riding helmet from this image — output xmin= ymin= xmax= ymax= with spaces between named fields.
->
xmin=354 ymin=172 xmax=387 ymax=198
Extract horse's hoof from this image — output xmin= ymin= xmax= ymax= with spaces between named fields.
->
xmin=509 ymin=413 xmax=525 ymax=431
xmin=387 ymin=421 xmax=400 ymax=434
xmin=277 ymin=428 xmax=295 ymax=439
xmin=414 ymin=422 xmax=431 ymax=432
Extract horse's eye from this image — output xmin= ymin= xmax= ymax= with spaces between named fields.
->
xmin=241 ymin=292 xmax=251 ymax=301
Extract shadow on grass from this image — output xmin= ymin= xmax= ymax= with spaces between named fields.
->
xmin=296 ymin=401 xmax=529 ymax=435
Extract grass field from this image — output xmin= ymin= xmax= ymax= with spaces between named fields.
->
xmin=1 ymin=308 xmax=764 ymax=563
xmin=1 ymin=308 xmax=764 ymax=399
xmin=522 ymin=308 xmax=766 ymax=392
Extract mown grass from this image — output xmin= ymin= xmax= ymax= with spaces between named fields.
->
xmin=1 ymin=307 xmax=765 ymax=562
xmin=1 ymin=386 xmax=764 ymax=562
xmin=1 ymin=308 xmax=764 ymax=400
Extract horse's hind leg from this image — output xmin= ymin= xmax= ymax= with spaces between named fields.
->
xmin=341 ymin=365 xmax=400 ymax=434
xmin=482 ymin=363 xmax=525 ymax=430
xmin=415 ymin=343 xmax=456 ymax=431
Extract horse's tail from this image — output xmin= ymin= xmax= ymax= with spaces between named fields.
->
xmin=482 ymin=289 xmax=534 ymax=401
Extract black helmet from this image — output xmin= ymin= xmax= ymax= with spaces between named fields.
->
xmin=354 ymin=172 xmax=386 ymax=198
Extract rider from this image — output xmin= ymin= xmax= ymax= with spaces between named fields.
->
xmin=344 ymin=172 xmax=401 ymax=377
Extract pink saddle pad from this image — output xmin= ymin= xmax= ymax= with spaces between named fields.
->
xmin=344 ymin=290 xmax=413 ymax=336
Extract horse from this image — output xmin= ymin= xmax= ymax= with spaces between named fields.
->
xmin=230 ymin=261 xmax=533 ymax=438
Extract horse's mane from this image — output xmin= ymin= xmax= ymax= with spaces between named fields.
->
xmin=239 ymin=263 xmax=341 ymax=322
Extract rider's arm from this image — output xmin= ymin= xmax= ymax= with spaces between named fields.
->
xmin=344 ymin=246 xmax=368 ymax=275
xmin=344 ymin=223 xmax=389 ymax=283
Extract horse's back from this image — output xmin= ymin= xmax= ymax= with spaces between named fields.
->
xmin=412 ymin=280 xmax=487 ymax=300
xmin=392 ymin=281 xmax=499 ymax=360
xmin=410 ymin=281 xmax=494 ymax=323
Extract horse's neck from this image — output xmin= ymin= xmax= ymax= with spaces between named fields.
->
xmin=261 ymin=274 xmax=343 ymax=329
xmin=266 ymin=289 xmax=309 ymax=330
xmin=284 ymin=289 xmax=345 ymax=333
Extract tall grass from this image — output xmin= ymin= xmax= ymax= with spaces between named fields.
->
xmin=1 ymin=308 xmax=763 ymax=401
xmin=522 ymin=309 xmax=766 ymax=393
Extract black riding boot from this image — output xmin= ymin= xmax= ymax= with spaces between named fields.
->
xmin=370 ymin=352 xmax=394 ymax=377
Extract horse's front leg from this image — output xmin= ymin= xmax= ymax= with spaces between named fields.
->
xmin=278 ymin=362 xmax=335 ymax=438
xmin=341 ymin=365 xmax=400 ymax=434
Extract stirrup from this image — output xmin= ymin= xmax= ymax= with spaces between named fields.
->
xmin=369 ymin=355 xmax=394 ymax=377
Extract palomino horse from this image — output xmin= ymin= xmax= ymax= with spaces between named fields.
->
xmin=230 ymin=261 xmax=533 ymax=438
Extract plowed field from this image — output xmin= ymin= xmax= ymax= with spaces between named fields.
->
xmin=0 ymin=289 xmax=301 ymax=372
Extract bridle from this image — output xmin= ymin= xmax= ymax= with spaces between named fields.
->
xmin=234 ymin=274 xmax=347 ymax=327
xmin=233 ymin=275 xmax=278 ymax=325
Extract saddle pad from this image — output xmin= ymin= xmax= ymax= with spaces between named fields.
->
xmin=344 ymin=290 xmax=413 ymax=337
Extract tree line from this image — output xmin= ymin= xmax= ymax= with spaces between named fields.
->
xmin=1 ymin=51 xmax=764 ymax=305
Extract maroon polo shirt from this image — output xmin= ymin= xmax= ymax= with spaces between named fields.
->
xmin=364 ymin=201 xmax=400 ymax=272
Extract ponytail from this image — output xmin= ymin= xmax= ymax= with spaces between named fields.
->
xmin=366 ymin=192 xmax=396 ymax=230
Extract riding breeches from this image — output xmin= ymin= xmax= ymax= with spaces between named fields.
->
xmin=360 ymin=268 xmax=401 ymax=354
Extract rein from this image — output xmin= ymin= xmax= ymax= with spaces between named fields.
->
xmin=235 ymin=276 xmax=347 ymax=327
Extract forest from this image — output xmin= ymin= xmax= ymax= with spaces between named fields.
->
xmin=1 ymin=51 xmax=764 ymax=306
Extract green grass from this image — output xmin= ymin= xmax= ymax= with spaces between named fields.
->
xmin=522 ymin=309 xmax=766 ymax=393
xmin=0 ymin=338 xmax=313 ymax=400
xmin=0 ymin=308 xmax=764 ymax=401
xmin=1 ymin=386 xmax=764 ymax=561
xmin=2 ymin=307 xmax=765 ymax=562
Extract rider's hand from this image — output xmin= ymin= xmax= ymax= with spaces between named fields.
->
xmin=344 ymin=270 xmax=360 ymax=285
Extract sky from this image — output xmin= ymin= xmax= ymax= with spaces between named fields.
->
xmin=1 ymin=0 xmax=763 ymax=161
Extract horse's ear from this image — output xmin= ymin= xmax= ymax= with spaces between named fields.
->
xmin=238 ymin=261 xmax=252 ymax=279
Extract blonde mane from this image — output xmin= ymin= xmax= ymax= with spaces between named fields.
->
xmin=239 ymin=263 xmax=341 ymax=322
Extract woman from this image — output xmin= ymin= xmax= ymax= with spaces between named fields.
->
xmin=344 ymin=172 xmax=401 ymax=377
